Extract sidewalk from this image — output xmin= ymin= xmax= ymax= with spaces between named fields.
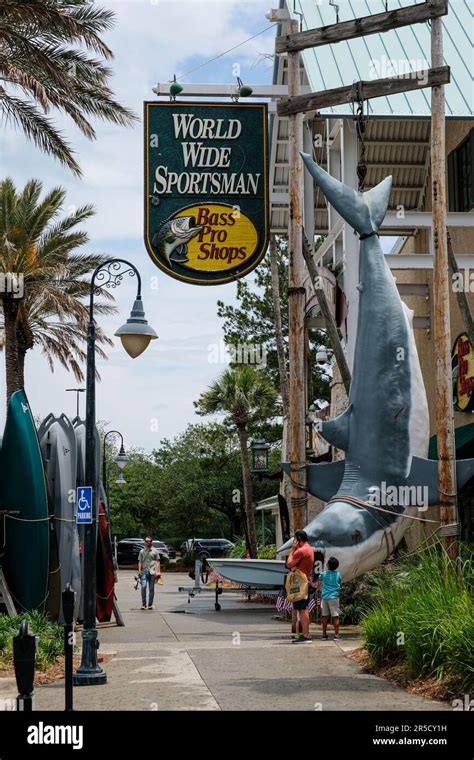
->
xmin=32 ymin=570 xmax=448 ymax=711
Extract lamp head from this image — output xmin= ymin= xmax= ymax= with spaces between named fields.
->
xmin=115 ymin=296 xmax=158 ymax=358
xmin=114 ymin=443 xmax=129 ymax=470
xmin=115 ymin=472 xmax=126 ymax=487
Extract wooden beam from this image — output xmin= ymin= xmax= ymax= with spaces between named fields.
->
xmin=277 ymin=66 xmax=450 ymax=116
xmin=431 ymin=15 xmax=459 ymax=560
xmin=287 ymin=20 xmax=307 ymax=532
xmin=275 ymin=0 xmax=448 ymax=54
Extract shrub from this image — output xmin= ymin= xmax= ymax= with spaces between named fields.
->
xmin=0 ymin=612 xmax=63 ymax=671
xmin=363 ymin=606 xmax=403 ymax=666
xmin=258 ymin=545 xmax=277 ymax=559
xmin=362 ymin=546 xmax=474 ymax=690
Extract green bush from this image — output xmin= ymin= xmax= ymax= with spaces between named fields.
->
xmin=362 ymin=546 xmax=474 ymax=690
xmin=363 ymin=605 xmax=403 ymax=666
xmin=0 ymin=612 xmax=63 ymax=671
xmin=229 ymin=537 xmax=277 ymax=559
xmin=258 ymin=544 xmax=277 ymax=559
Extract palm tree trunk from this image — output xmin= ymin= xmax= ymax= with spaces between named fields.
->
xmin=15 ymin=325 xmax=33 ymax=392
xmin=269 ymin=236 xmax=289 ymax=417
xmin=236 ymin=423 xmax=258 ymax=558
xmin=2 ymin=298 xmax=22 ymax=401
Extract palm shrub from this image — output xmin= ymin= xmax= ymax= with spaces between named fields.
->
xmin=0 ymin=612 xmax=63 ymax=671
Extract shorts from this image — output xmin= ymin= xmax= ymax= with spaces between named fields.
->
xmin=321 ymin=598 xmax=340 ymax=617
xmin=293 ymin=591 xmax=310 ymax=610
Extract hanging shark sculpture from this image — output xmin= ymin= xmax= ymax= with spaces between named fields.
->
xmin=278 ymin=154 xmax=474 ymax=581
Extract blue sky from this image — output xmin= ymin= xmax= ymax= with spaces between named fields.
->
xmin=1 ymin=0 xmax=276 ymax=451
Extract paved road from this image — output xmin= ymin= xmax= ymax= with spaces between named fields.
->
xmin=32 ymin=570 xmax=447 ymax=711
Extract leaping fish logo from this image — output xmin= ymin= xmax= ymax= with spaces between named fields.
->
xmin=152 ymin=215 xmax=202 ymax=267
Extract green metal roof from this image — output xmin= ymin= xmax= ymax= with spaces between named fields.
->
xmin=428 ymin=423 xmax=474 ymax=459
xmin=289 ymin=0 xmax=473 ymax=117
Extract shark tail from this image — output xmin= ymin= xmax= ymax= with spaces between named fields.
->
xmin=300 ymin=152 xmax=392 ymax=236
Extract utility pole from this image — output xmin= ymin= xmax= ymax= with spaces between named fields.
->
xmin=287 ymin=18 xmax=307 ymax=531
xmin=431 ymin=11 xmax=459 ymax=560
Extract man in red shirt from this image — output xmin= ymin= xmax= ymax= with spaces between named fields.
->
xmin=286 ymin=530 xmax=314 ymax=643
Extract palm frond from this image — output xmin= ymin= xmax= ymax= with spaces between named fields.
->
xmin=0 ymin=93 xmax=81 ymax=175
xmin=0 ymin=0 xmax=136 ymax=173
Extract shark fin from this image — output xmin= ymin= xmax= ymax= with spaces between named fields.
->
xmin=363 ymin=176 xmax=393 ymax=231
xmin=282 ymin=461 xmax=345 ymax=501
xmin=320 ymin=405 xmax=352 ymax=451
xmin=300 ymin=152 xmax=392 ymax=235
xmin=407 ymin=456 xmax=474 ymax=506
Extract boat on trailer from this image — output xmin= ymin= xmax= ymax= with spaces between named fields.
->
xmin=206 ymin=558 xmax=286 ymax=587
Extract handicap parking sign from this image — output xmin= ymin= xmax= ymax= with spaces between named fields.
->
xmin=76 ymin=486 xmax=93 ymax=524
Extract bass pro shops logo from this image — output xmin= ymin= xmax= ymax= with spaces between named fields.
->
xmin=152 ymin=204 xmax=257 ymax=272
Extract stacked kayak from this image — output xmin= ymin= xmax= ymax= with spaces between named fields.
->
xmin=0 ymin=397 xmax=116 ymax=622
xmin=0 ymin=390 xmax=49 ymax=612
xmin=38 ymin=414 xmax=82 ymax=622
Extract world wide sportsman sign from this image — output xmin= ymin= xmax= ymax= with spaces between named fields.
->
xmin=144 ymin=102 xmax=269 ymax=285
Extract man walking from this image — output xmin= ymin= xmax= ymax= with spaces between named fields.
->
xmin=138 ymin=537 xmax=161 ymax=609
xmin=287 ymin=530 xmax=314 ymax=643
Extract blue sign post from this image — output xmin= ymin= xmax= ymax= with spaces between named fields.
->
xmin=76 ymin=487 xmax=93 ymax=524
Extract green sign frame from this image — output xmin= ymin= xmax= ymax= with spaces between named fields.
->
xmin=144 ymin=101 xmax=269 ymax=285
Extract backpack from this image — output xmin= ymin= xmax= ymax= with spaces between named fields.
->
xmin=285 ymin=569 xmax=309 ymax=602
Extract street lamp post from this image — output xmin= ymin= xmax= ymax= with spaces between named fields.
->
xmin=66 ymin=387 xmax=86 ymax=418
xmin=102 ymin=430 xmax=129 ymax=508
xmin=74 ymin=259 xmax=157 ymax=686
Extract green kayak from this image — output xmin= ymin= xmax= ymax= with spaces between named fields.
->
xmin=0 ymin=390 xmax=49 ymax=612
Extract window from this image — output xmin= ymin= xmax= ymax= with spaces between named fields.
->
xmin=448 ymin=129 xmax=474 ymax=212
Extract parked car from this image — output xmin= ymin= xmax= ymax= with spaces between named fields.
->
xmin=181 ymin=538 xmax=234 ymax=559
xmin=156 ymin=541 xmax=176 ymax=560
xmin=152 ymin=540 xmax=170 ymax=563
xmin=117 ymin=538 xmax=170 ymax=566
xmin=117 ymin=539 xmax=145 ymax=565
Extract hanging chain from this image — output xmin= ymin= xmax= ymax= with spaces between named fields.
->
xmin=353 ymin=83 xmax=368 ymax=192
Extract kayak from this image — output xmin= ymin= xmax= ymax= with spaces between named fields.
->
xmin=38 ymin=414 xmax=81 ymax=621
xmin=96 ymin=485 xmax=115 ymax=622
xmin=44 ymin=474 xmax=61 ymax=621
xmin=0 ymin=390 xmax=49 ymax=611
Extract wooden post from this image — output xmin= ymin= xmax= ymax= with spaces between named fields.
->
xmin=287 ymin=19 xmax=307 ymax=532
xmin=431 ymin=15 xmax=459 ymax=560
xmin=270 ymin=236 xmax=289 ymax=417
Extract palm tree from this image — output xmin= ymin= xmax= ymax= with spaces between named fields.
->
xmin=0 ymin=0 xmax=136 ymax=175
xmin=0 ymin=177 xmax=116 ymax=400
xmin=195 ymin=366 xmax=277 ymax=557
